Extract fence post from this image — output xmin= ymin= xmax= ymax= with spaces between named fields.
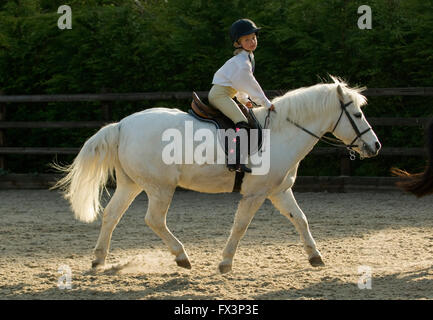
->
xmin=100 ymin=88 xmax=112 ymax=122
xmin=0 ymin=91 xmax=5 ymax=171
xmin=340 ymin=152 xmax=351 ymax=176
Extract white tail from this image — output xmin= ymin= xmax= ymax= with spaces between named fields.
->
xmin=52 ymin=123 xmax=120 ymax=223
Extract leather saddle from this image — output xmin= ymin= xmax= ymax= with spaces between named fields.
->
xmin=188 ymin=92 xmax=264 ymax=156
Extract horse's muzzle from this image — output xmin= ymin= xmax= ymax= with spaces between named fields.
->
xmin=363 ymin=141 xmax=381 ymax=158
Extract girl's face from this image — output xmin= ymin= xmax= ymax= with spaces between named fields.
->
xmin=237 ymin=33 xmax=257 ymax=51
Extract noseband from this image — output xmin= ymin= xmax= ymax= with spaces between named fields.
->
xmin=286 ymin=100 xmax=372 ymax=151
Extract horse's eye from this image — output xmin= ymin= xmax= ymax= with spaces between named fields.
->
xmin=354 ymin=112 xmax=362 ymax=119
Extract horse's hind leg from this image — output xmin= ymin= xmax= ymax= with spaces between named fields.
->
xmin=144 ymin=187 xmax=191 ymax=269
xmin=269 ymin=188 xmax=324 ymax=267
xmin=92 ymin=169 xmax=142 ymax=269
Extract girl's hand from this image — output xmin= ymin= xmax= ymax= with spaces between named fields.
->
xmin=245 ymin=101 xmax=253 ymax=108
xmin=269 ymin=104 xmax=275 ymax=111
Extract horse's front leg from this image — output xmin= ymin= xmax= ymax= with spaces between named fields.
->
xmin=269 ymin=188 xmax=324 ymax=267
xmin=219 ymin=195 xmax=266 ymax=274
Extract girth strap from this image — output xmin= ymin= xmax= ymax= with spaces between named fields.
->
xmin=232 ymin=171 xmax=245 ymax=192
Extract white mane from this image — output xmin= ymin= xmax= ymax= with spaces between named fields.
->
xmin=270 ymin=76 xmax=367 ymax=130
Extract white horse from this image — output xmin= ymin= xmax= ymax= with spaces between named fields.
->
xmin=53 ymin=77 xmax=381 ymax=273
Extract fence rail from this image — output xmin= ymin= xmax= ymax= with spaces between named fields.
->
xmin=0 ymin=117 xmax=430 ymax=130
xmin=1 ymin=87 xmax=433 ymax=103
xmin=0 ymin=147 xmax=426 ymax=157
xmin=0 ymin=88 xmax=432 ymax=187
xmin=0 ymin=173 xmax=401 ymax=192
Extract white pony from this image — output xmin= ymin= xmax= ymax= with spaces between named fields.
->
xmin=54 ymin=77 xmax=381 ymax=273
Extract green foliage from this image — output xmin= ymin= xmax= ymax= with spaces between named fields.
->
xmin=0 ymin=0 xmax=432 ymax=175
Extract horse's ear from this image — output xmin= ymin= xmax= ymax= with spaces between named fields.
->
xmin=337 ymin=85 xmax=344 ymax=101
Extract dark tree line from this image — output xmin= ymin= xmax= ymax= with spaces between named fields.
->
xmin=0 ymin=0 xmax=432 ymax=175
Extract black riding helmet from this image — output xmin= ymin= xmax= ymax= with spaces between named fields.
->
xmin=229 ymin=19 xmax=261 ymax=44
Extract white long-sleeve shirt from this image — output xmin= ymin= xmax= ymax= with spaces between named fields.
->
xmin=212 ymin=50 xmax=273 ymax=109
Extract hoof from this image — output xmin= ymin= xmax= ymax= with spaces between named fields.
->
xmin=218 ymin=263 xmax=232 ymax=274
xmin=91 ymin=260 xmax=105 ymax=269
xmin=176 ymin=259 xmax=192 ymax=269
xmin=309 ymin=255 xmax=325 ymax=267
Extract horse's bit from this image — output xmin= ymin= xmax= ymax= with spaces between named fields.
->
xmin=286 ymin=100 xmax=372 ymax=160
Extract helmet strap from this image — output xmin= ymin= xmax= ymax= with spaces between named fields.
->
xmin=234 ymin=41 xmax=250 ymax=52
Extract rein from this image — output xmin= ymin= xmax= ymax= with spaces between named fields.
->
xmin=286 ymin=100 xmax=372 ymax=155
xmin=264 ymin=108 xmax=272 ymax=129
xmin=248 ymin=98 xmax=273 ymax=129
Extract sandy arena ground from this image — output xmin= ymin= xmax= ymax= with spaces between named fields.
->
xmin=0 ymin=188 xmax=432 ymax=300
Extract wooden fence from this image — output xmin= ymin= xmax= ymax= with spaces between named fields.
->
xmin=0 ymin=88 xmax=432 ymax=189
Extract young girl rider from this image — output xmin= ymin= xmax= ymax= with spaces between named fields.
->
xmin=209 ymin=18 xmax=275 ymax=173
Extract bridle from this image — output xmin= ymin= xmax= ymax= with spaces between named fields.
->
xmin=286 ymin=100 xmax=372 ymax=154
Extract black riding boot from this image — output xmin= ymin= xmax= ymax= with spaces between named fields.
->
xmin=227 ymin=121 xmax=252 ymax=173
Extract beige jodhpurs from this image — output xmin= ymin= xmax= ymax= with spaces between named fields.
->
xmin=208 ymin=84 xmax=248 ymax=124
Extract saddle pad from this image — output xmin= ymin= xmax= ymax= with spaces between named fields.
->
xmin=188 ymin=109 xmax=235 ymax=157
